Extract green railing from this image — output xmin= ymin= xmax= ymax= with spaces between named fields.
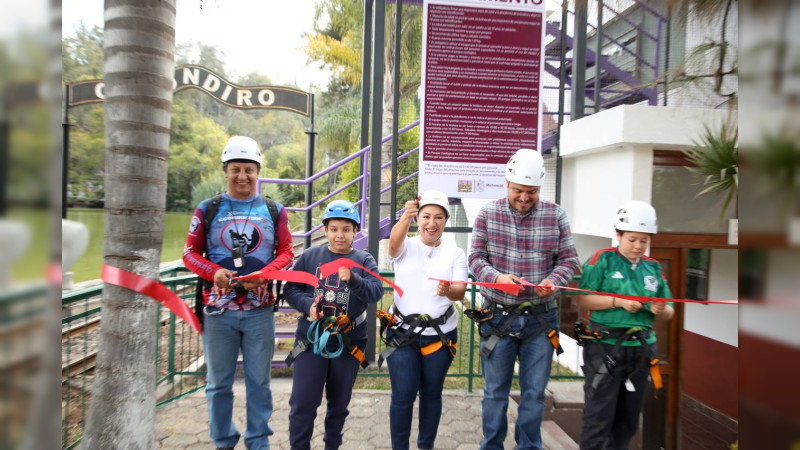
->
xmin=61 ymin=265 xmax=202 ymax=450
xmin=58 ymin=265 xmax=582 ymax=449
xmin=0 ymin=281 xmax=50 ymax=449
xmin=361 ymin=272 xmax=584 ymax=392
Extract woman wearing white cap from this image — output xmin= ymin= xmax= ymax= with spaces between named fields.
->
xmin=384 ymin=190 xmax=468 ymax=450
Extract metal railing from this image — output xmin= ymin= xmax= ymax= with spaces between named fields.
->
xmin=547 ymin=0 xmax=668 ymax=109
xmin=258 ymin=120 xmax=421 ymax=248
xmin=57 ymin=266 xmax=583 ymax=449
xmin=61 ymin=265 xmax=201 ymax=450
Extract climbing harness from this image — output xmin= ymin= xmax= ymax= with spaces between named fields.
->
xmin=285 ymin=309 xmax=368 ymax=368
xmin=575 ymin=321 xmax=664 ymax=399
xmin=466 ymin=300 xmax=563 ymax=359
xmin=377 ymin=304 xmax=458 ymax=367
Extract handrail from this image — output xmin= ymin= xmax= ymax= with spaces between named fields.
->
xmin=600 ymin=1 xmax=660 ymax=43
xmin=258 ymin=120 xmax=420 ymax=188
xmin=258 ymin=120 xmax=421 ymax=242
xmin=550 ymin=0 xmax=664 ymax=70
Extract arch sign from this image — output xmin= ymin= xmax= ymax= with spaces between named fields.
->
xmin=67 ymin=64 xmax=310 ymax=116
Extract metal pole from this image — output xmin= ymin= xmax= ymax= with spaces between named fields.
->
xmin=663 ymin=13 xmax=671 ymax=106
xmin=571 ymin=0 xmax=588 ymax=121
xmin=367 ymin=0 xmax=387 ymax=363
xmin=63 ymin=86 xmax=69 ymax=218
xmin=556 ymin=0 xmax=568 ymax=205
xmin=595 ymin=0 xmax=603 ymax=113
xmin=390 ymin=0 xmax=402 ymax=228
xmin=652 ymin=19 xmax=662 ymax=105
xmin=304 ymin=93 xmax=316 ymax=249
xmin=359 ymin=0 xmax=374 ymax=205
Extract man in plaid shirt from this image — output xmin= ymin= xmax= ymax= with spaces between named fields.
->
xmin=469 ymin=148 xmax=579 ymax=450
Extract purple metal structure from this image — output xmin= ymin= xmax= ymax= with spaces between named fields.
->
xmin=258 ymin=0 xmax=667 ymax=252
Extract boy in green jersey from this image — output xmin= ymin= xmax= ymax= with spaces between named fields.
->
xmin=576 ymin=201 xmax=674 ymax=450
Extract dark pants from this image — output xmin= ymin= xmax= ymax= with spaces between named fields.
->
xmin=580 ymin=342 xmax=651 ymax=450
xmin=386 ymin=329 xmax=456 ymax=450
xmin=288 ymin=349 xmax=360 ymax=450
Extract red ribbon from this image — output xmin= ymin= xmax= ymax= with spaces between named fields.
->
xmin=102 ymin=264 xmax=203 ymax=333
xmin=233 ymin=269 xmax=320 ymax=288
xmin=319 ymin=258 xmax=404 ymax=298
xmin=429 ymin=277 xmax=521 ymax=295
xmin=428 ymin=277 xmax=738 ymax=305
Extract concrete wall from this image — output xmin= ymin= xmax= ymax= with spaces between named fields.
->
xmin=560 ymin=105 xmax=731 ymax=239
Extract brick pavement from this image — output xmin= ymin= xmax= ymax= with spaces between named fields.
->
xmin=157 ymin=377 xmax=519 ymax=449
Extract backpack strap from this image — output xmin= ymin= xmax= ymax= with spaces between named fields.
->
xmin=195 ymin=193 xmax=224 ymax=329
xmin=263 ymin=195 xmax=279 ymax=251
xmin=203 ymin=193 xmax=224 ymax=233
xmin=261 ymin=195 xmax=285 ymax=306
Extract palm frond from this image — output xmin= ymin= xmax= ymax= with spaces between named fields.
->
xmin=682 ymin=122 xmax=738 ymax=219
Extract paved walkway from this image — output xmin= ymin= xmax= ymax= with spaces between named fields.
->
xmin=156 ymin=377 xmax=519 ymax=449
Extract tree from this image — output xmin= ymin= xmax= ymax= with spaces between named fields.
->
xmin=304 ymin=0 xmax=423 ymax=211
xmin=82 ymin=1 xmax=176 ymax=448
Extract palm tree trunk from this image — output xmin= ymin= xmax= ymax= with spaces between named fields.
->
xmin=83 ymin=1 xmax=176 ymax=448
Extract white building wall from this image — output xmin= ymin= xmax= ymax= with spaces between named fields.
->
xmin=560 ymin=105 xmax=731 ymax=239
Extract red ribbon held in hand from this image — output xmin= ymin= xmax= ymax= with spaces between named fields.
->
xmin=428 ymin=277 xmax=522 ymax=296
xmin=428 ymin=277 xmax=738 ymax=305
xmin=319 ymin=258 xmax=404 ymax=298
xmin=233 ymin=269 xmax=320 ymax=288
xmin=102 ymin=264 xmax=203 ymax=333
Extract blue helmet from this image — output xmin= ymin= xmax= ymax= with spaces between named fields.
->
xmin=322 ymin=200 xmax=361 ymax=228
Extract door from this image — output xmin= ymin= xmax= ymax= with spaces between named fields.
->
xmin=646 ymin=247 xmax=685 ymax=450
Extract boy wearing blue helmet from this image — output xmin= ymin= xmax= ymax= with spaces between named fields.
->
xmin=283 ymin=200 xmax=384 ymax=450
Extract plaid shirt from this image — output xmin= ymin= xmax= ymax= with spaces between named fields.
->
xmin=469 ymin=198 xmax=579 ymax=306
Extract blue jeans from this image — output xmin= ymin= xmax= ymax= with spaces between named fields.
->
xmin=479 ymin=309 xmax=557 ymax=450
xmin=203 ymin=306 xmax=275 ymax=450
xmin=386 ymin=329 xmax=457 ymax=450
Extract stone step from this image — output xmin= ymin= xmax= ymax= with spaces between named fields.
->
xmin=512 ymin=381 xmax=586 ymax=445
xmin=235 ymin=351 xmax=291 ymax=368
xmin=275 ymin=326 xmax=295 ymax=338
xmin=545 ymin=381 xmax=586 ymax=445
xmin=542 ymin=420 xmax=579 ymax=450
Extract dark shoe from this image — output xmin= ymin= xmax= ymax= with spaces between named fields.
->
xmin=216 ymin=447 xmax=234 ymax=450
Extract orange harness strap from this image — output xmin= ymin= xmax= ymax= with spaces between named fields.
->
xmin=649 ymin=358 xmax=663 ymax=399
xmin=419 ymin=340 xmax=457 ymax=357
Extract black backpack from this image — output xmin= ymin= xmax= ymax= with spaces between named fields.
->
xmin=194 ymin=193 xmax=281 ymax=329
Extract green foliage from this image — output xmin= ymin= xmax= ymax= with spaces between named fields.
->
xmin=168 ymin=98 xmax=229 ymax=210
xmin=682 ymin=123 xmax=738 ymax=219
xmin=1 ymin=30 xmax=52 ymax=206
xmin=746 ymin=133 xmax=800 ymax=214
xmin=304 ymin=0 xmax=423 ymax=211
xmin=62 ymin=23 xmax=104 ymax=81
xmin=190 ymin=170 xmax=226 ymax=207
xmin=63 ymin=26 xmax=309 ymax=212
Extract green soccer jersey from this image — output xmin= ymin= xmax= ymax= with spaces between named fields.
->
xmin=579 ymin=247 xmax=673 ymax=346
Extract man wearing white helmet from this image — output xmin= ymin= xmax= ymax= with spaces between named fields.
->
xmin=184 ymin=136 xmax=294 ymax=450
xmin=469 ymin=148 xmax=579 ymax=450
xmin=575 ymin=201 xmax=673 ymax=450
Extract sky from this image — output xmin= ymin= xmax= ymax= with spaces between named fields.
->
xmin=62 ymin=0 xmax=332 ymax=91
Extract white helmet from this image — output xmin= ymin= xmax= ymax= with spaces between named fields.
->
xmin=506 ymin=148 xmax=545 ymax=186
xmin=221 ymin=136 xmax=262 ymax=165
xmin=418 ymin=190 xmax=450 ymax=219
xmin=615 ymin=201 xmax=658 ymax=234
